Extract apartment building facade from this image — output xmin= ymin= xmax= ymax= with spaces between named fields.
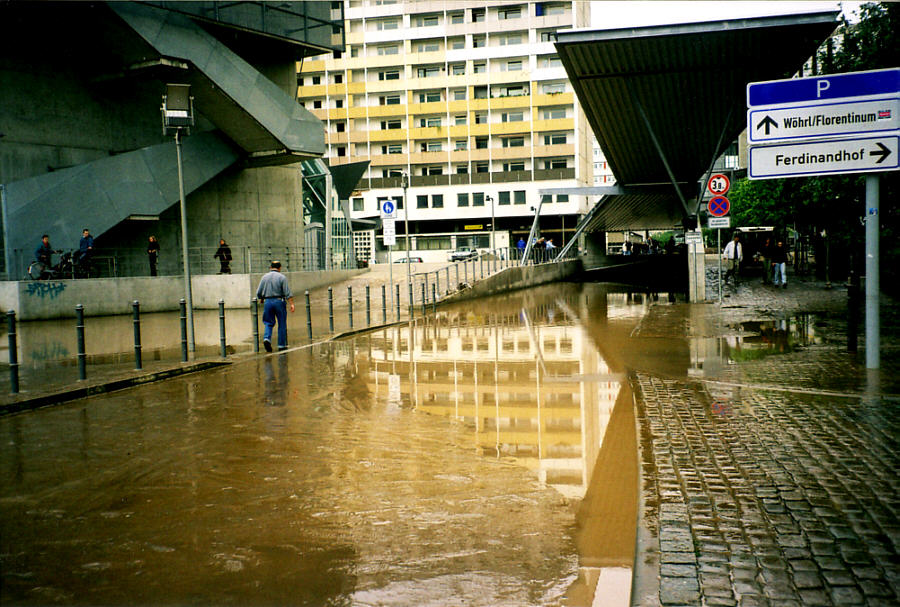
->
xmin=299 ymin=1 xmax=592 ymax=262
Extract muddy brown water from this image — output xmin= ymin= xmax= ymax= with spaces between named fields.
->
xmin=2 ymin=282 xmax=822 ymax=605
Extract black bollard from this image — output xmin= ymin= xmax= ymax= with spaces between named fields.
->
xmin=180 ymin=299 xmax=188 ymax=361
xmin=218 ymin=299 xmax=227 ymax=358
xmin=348 ymin=286 xmax=354 ymax=330
xmin=132 ymin=300 xmax=142 ymax=370
xmin=76 ymin=304 xmax=86 ymax=380
xmin=305 ymin=290 xmax=312 ymax=341
xmin=432 ymin=282 xmax=437 ymax=314
xmin=328 ymin=287 xmax=334 ymax=333
xmin=251 ymin=298 xmax=259 ymax=353
xmin=381 ymin=284 xmax=387 ymax=324
xmin=7 ymin=311 xmax=18 ymax=394
xmin=366 ymin=285 xmax=371 ymax=326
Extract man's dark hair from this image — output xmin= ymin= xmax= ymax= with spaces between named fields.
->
xmin=270 ymin=260 xmax=281 ymax=269
xmin=42 ymin=234 xmax=49 ymax=239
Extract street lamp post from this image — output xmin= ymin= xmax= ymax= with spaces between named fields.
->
xmin=162 ymin=84 xmax=195 ymax=353
xmin=401 ymin=173 xmax=411 ymax=311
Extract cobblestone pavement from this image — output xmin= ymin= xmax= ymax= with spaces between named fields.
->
xmin=630 ymin=274 xmax=899 ymax=606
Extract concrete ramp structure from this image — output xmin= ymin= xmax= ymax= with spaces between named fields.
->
xmin=0 ymin=1 xmax=344 ymax=279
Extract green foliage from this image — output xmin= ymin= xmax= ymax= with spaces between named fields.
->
xmin=729 ymin=3 xmax=899 ymax=288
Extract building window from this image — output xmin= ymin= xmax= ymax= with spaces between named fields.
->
xmin=503 ymin=161 xmax=525 ymax=171
xmin=474 ymin=113 xmax=487 ymax=124
xmin=334 ymin=73 xmax=343 ymax=84
xmin=417 ymin=195 xmax=428 ymax=208
xmin=455 ymin=139 xmax=467 ymax=151
xmin=458 ymin=193 xmax=469 ymax=207
xmin=473 ymin=192 xmax=485 ymax=206
xmin=381 ymin=119 xmax=402 ymax=129
xmin=544 ymin=158 xmax=567 ymax=169
xmin=380 ymin=94 xmax=401 ymax=105
xmin=473 ymin=35 xmax=486 ymax=48
xmin=514 ymin=190 xmax=526 ymax=204
xmin=416 ymin=42 xmax=440 ymax=53
xmin=472 ymin=8 xmax=485 ymax=22
xmin=335 ymin=121 xmax=346 ymax=132
xmin=541 ymin=55 xmax=562 ymax=68
xmin=499 ymin=33 xmax=523 ymax=46
xmin=417 ymin=66 xmax=441 ymax=78
xmin=456 ymin=164 xmax=468 ymax=174
xmin=312 ymin=75 xmax=321 ymax=85
xmin=336 ymin=146 xmax=346 ymax=157
xmin=432 ymin=194 xmax=444 ymax=208
xmin=543 ymin=107 xmax=566 ymax=119
xmin=419 ymin=91 xmax=441 ymax=103
xmin=502 ymin=111 xmax=524 ymax=122
xmin=417 ymin=14 xmax=439 ymax=27
xmin=425 ymin=165 xmax=443 ymax=175
xmin=377 ymin=44 xmax=399 ymax=56
xmin=498 ymin=6 xmax=522 ymax=19
xmin=502 ymin=136 xmax=525 ymax=148
xmin=382 ymin=144 xmax=402 ymax=154
xmin=424 ymin=141 xmax=442 ymax=152
xmin=376 ymin=18 xmax=399 ymax=30
xmin=544 ymin=133 xmax=566 ymax=145
xmin=499 ymin=191 xmax=511 ymax=205
xmin=449 ymin=37 xmax=465 ymax=50
xmin=313 ymin=100 xmax=322 ymax=109
xmin=504 ymin=60 xmax=523 ymax=72
xmin=557 ymin=194 xmax=569 ymax=202
xmin=455 ymin=114 xmax=467 ymax=125
xmin=450 ymin=63 xmax=465 ymax=75
xmin=450 ymin=11 xmax=464 ymax=24
xmin=473 ymin=62 xmax=486 ymax=74
xmin=545 ymin=3 xmax=567 ymax=16
xmin=541 ymin=194 xmax=553 ymax=204
xmin=475 ymin=162 xmax=488 ymax=174
xmin=420 ymin=116 xmax=442 ymax=127
xmin=453 ymin=89 xmax=466 ymax=100
xmin=474 ymin=86 xmax=488 ymax=99
xmin=475 ymin=136 xmax=488 ymax=149
xmin=540 ymin=31 xmax=557 ymax=43
xmin=352 ymin=197 xmax=364 ymax=211
xmin=542 ymin=82 xmax=565 ymax=94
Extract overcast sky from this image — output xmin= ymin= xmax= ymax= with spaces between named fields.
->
xmin=589 ymin=1 xmax=863 ymax=29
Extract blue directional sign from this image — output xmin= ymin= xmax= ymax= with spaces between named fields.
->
xmin=381 ymin=200 xmax=395 ymax=216
xmin=748 ymin=68 xmax=899 ymax=107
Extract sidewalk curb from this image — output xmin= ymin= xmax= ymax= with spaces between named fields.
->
xmin=0 ymin=361 xmax=230 ymax=416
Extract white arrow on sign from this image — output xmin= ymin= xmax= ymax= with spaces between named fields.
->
xmin=749 ymin=134 xmax=898 ymax=180
xmin=748 ymin=97 xmax=899 ymax=143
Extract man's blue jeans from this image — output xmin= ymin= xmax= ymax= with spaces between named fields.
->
xmin=262 ymin=299 xmax=288 ymax=350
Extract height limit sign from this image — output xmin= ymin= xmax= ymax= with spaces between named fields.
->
xmin=707 ymin=173 xmax=730 ymax=196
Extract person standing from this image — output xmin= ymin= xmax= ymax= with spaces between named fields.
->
xmin=214 ymin=239 xmax=232 ymax=274
xmin=516 ymin=237 xmax=526 ymax=260
xmin=771 ymin=240 xmax=789 ymax=288
xmin=722 ymin=234 xmax=742 ymax=286
xmin=147 ymin=235 xmax=160 ymax=276
xmin=35 ymin=234 xmax=53 ymax=267
xmin=759 ymin=237 xmax=773 ymax=284
xmin=79 ymin=228 xmax=94 ymax=275
xmin=256 ymin=260 xmax=295 ymax=352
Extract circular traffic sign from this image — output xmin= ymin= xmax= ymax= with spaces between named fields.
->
xmin=707 ymin=173 xmax=730 ymax=196
xmin=708 ymin=195 xmax=730 ymax=217
xmin=382 ymin=201 xmax=395 ymax=215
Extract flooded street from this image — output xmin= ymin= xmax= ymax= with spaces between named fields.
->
xmin=1 ymin=282 xmax=843 ymax=605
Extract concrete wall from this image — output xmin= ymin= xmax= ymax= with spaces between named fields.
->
xmin=0 ymin=269 xmax=365 ymax=321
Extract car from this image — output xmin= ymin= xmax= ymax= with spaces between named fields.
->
xmin=394 ymin=256 xmax=423 ymax=263
xmin=448 ymin=247 xmax=478 ymax=262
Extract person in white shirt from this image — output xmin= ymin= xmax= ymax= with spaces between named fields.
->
xmin=722 ymin=235 xmax=743 ymax=286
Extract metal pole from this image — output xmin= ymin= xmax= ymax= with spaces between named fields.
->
xmin=396 ymin=283 xmax=401 ymax=320
xmin=381 ymin=284 xmax=387 ymax=324
xmin=180 ymin=299 xmax=188 ymax=361
xmin=305 ymin=290 xmax=313 ymax=341
xmin=865 ymin=175 xmax=880 ymax=369
xmin=455 ymin=264 xmax=459 ymax=290
xmin=132 ymin=300 xmax=142 ymax=370
xmin=408 ymin=282 xmax=414 ymax=319
xmin=328 ymin=287 xmax=334 ymax=333
xmin=76 ymin=304 xmax=86 ymax=380
xmin=717 ymin=229 xmax=722 ymax=304
xmin=445 ymin=267 xmax=450 ymax=294
xmin=432 ymin=282 xmax=436 ymax=315
xmin=348 ymin=286 xmax=354 ymax=330
xmin=434 ymin=271 xmax=439 ymax=296
xmin=402 ymin=174 xmax=412 ymax=308
xmin=175 ymin=130 xmax=195 ymax=352
xmin=421 ymin=281 xmax=426 ymax=316
xmin=7 ymin=311 xmax=18 ymax=394
xmin=366 ymin=285 xmax=371 ymax=326
xmin=218 ymin=299 xmax=227 ymax=358
xmin=251 ymin=298 xmax=259 ymax=353
xmin=465 ymin=260 xmax=469 ymax=285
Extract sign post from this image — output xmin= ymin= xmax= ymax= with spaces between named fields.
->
xmin=707 ymin=176 xmax=731 ymax=305
xmin=747 ymin=68 xmax=900 ymax=369
xmin=381 ymin=200 xmax=397 ymax=319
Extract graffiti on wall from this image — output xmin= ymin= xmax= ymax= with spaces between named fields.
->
xmin=25 ymin=282 xmax=67 ymax=300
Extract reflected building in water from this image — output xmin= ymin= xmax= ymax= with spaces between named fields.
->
xmin=357 ymin=292 xmax=624 ymax=500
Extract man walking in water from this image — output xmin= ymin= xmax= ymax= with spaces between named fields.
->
xmin=256 ymin=261 xmax=295 ymax=352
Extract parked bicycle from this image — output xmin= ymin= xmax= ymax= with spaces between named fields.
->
xmin=27 ymin=250 xmax=98 ymax=280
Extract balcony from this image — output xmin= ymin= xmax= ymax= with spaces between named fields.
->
xmin=533 ymin=168 xmax=575 ymax=181
xmin=411 ymin=175 xmax=451 ymax=187
xmin=492 ymin=170 xmax=532 ymax=183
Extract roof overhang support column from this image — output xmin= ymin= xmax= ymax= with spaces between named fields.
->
xmin=521 ymin=198 xmax=545 ymax=266
xmin=694 ymin=105 xmax=735 ymax=217
xmin=627 ymin=83 xmax=693 ymax=217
